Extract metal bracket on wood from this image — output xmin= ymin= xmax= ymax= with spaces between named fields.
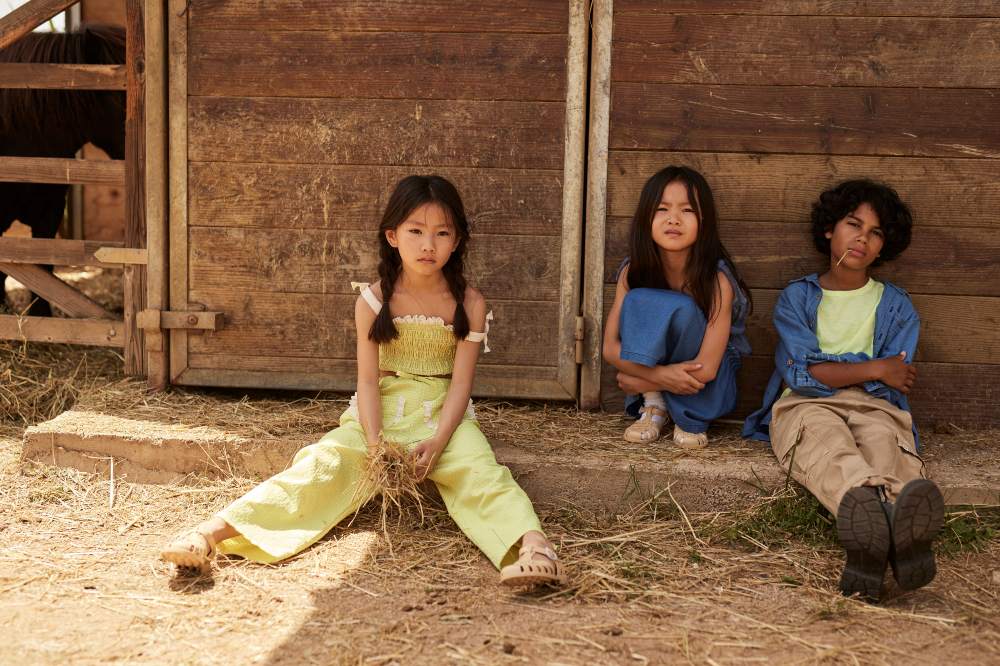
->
xmin=574 ymin=315 xmax=585 ymax=365
xmin=136 ymin=309 xmax=223 ymax=331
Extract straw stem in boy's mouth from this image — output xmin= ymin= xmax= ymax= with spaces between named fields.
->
xmin=835 ymin=248 xmax=851 ymax=267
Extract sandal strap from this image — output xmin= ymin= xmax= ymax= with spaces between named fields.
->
xmin=519 ymin=544 xmax=558 ymax=562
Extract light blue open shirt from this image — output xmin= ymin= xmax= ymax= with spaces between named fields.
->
xmin=742 ymin=273 xmax=921 ymax=448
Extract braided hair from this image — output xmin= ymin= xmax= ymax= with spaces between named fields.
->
xmin=369 ymin=175 xmax=471 ymax=343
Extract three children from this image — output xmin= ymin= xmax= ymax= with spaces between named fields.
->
xmin=162 ymin=170 xmax=946 ymax=602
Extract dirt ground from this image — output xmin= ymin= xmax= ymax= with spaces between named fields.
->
xmin=1 ymin=344 xmax=999 ymax=665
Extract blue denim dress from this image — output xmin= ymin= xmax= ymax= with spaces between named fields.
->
xmin=618 ymin=260 xmax=751 ymax=434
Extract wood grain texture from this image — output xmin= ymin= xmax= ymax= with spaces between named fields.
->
xmin=600 ymin=283 xmax=1000 ymax=366
xmin=0 ymin=314 xmax=124 ymax=347
xmin=124 ymin=0 xmax=147 ymax=377
xmin=0 ymin=156 xmax=125 ymax=185
xmin=603 ymin=216 xmax=1000 ymax=296
xmin=178 ymin=362 xmax=570 ymax=399
xmin=0 ymin=63 xmax=126 ymax=90
xmin=0 ymin=263 xmax=115 ymax=319
xmin=188 ymin=96 xmax=566 ymax=169
xmin=0 ymin=237 xmax=123 ymax=267
xmin=186 ymin=289 xmax=560 ymax=368
xmin=609 ymin=83 xmax=1000 ymax=158
xmin=613 ymin=15 xmax=1000 ymax=87
xmin=614 ymin=1 xmax=1000 ymax=17
xmin=606 ymin=151 xmax=1000 ymax=228
xmin=188 ymin=163 xmax=563 ymax=235
xmin=189 ymin=30 xmax=566 ymax=101
xmin=187 ymin=0 xmax=568 ymax=33
xmin=188 ymin=227 xmax=562 ymax=301
xmin=0 ymin=0 xmax=77 ymax=51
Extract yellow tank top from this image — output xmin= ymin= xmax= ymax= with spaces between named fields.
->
xmin=816 ymin=278 xmax=884 ymax=357
xmin=352 ymin=282 xmax=490 ymax=376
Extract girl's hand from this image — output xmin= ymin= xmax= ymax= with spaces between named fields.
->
xmin=654 ymin=363 xmax=706 ymax=395
xmin=412 ymin=436 xmax=447 ymax=480
xmin=616 ymin=371 xmax=660 ymax=395
xmin=877 ymin=352 xmax=917 ymax=393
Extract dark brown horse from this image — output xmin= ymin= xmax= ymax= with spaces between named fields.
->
xmin=0 ymin=24 xmax=125 ymax=316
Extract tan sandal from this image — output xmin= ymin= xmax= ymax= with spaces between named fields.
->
xmin=672 ymin=424 xmax=708 ymax=450
xmin=160 ymin=529 xmax=217 ymax=572
xmin=500 ymin=545 xmax=566 ymax=588
xmin=624 ymin=405 xmax=669 ymax=443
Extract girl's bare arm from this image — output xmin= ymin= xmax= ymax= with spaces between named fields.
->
xmin=354 ymin=292 xmax=383 ymax=449
xmin=433 ymin=288 xmax=487 ymax=444
xmin=686 ymin=273 xmax=734 ymax=384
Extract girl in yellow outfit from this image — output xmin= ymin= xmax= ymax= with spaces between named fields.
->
xmin=161 ymin=175 xmax=565 ymax=587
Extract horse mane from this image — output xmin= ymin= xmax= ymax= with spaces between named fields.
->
xmin=0 ymin=24 xmax=125 ymax=139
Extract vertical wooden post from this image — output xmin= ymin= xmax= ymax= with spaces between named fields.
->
xmin=124 ymin=0 xmax=146 ymax=376
xmin=580 ymin=0 xmax=613 ymax=409
xmin=144 ymin=0 xmax=168 ymax=389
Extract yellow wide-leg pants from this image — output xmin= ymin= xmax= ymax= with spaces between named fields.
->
xmin=216 ymin=374 xmax=543 ymax=569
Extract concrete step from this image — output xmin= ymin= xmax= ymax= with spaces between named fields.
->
xmin=22 ymin=410 xmax=1000 ymax=512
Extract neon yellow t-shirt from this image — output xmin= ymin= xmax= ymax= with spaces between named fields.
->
xmin=782 ymin=278 xmax=884 ymax=397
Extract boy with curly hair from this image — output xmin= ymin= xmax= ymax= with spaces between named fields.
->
xmin=743 ymin=179 xmax=945 ymax=602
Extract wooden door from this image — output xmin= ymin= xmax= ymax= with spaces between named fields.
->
xmin=166 ymin=0 xmax=588 ymax=399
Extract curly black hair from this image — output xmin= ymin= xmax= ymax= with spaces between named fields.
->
xmin=810 ymin=179 xmax=913 ymax=266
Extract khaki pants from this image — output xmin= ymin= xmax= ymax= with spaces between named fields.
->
xmin=770 ymin=388 xmax=925 ymax=514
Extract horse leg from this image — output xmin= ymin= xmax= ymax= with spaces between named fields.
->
xmin=24 ymin=185 xmax=69 ymax=318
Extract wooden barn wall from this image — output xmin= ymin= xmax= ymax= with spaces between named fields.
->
xmin=178 ymin=1 xmax=576 ymax=397
xmin=600 ymin=1 xmax=1000 ymax=427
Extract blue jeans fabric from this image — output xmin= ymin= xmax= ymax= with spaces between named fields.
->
xmin=619 ymin=288 xmax=741 ymax=434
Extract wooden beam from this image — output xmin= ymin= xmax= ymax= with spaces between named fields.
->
xmin=0 ymin=314 xmax=124 ymax=347
xmin=0 ymin=0 xmax=78 ymax=51
xmin=0 ymin=237 xmax=123 ymax=267
xmin=137 ymin=310 xmax=222 ymax=331
xmin=93 ymin=246 xmax=147 ymax=265
xmin=144 ymin=0 xmax=169 ymax=390
xmin=0 ymin=63 xmax=126 ymax=90
xmin=123 ymin=0 xmax=146 ymax=377
xmin=0 ymin=263 xmax=114 ymax=319
xmin=168 ymin=0 xmax=189 ymax=383
xmin=0 ymin=156 xmax=124 ymax=186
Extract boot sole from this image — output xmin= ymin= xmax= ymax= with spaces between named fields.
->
xmin=837 ymin=487 xmax=891 ymax=601
xmin=891 ymin=479 xmax=945 ymax=591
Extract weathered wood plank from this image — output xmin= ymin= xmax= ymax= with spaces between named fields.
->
xmin=613 ymin=16 xmax=1000 ymax=87
xmin=185 ymin=289 xmax=560 ymax=367
xmin=188 ymin=96 xmax=566 ymax=169
xmin=606 ymin=151 xmax=1000 ymax=228
xmin=601 ymin=283 xmax=1000 ymax=366
xmin=0 ymin=314 xmax=125 ymax=347
xmin=600 ymin=354 xmax=1000 ymax=429
xmin=0 ymin=0 xmax=77 ymax=51
xmin=188 ymin=163 xmax=564 ymax=235
xmin=188 ymin=227 xmax=562 ymax=301
xmin=615 ymin=1 xmax=1000 ymax=17
xmin=609 ymin=83 xmax=1000 ymax=158
xmin=0 ymin=63 xmax=126 ymax=90
xmin=124 ymin=0 xmax=146 ymax=377
xmin=0 ymin=237 xmax=123 ymax=267
xmin=167 ymin=0 xmax=189 ymax=383
xmin=144 ymin=0 xmax=169 ymax=389
xmin=603 ymin=216 xmax=1000 ymax=296
xmin=187 ymin=0 xmax=567 ymax=33
xmin=189 ymin=30 xmax=566 ymax=101
xmin=179 ymin=362 xmax=570 ymax=399
xmin=0 ymin=156 xmax=125 ymax=185
xmin=0 ymin=263 xmax=115 ymax=319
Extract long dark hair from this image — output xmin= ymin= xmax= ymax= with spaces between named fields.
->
xmin=369 ymin=175 xmax=471 ymax=343
xmin=627 ymin=165 xmax=751 ymax=320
